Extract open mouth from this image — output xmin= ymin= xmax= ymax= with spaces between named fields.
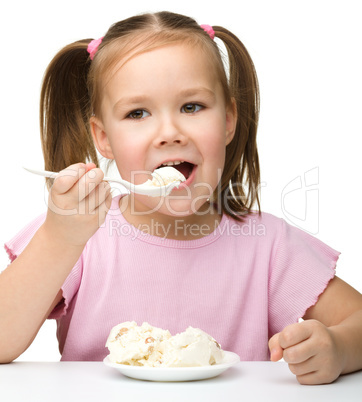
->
xmin=156 ymin=161 xmax=195 ymax=181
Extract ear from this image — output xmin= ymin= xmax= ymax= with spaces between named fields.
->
xmin=225 ymin=98 xmax=237 ymax=145
xmin=90 ymin=116 xmax=114 ymax=159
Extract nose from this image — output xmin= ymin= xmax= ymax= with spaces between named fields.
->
xmin=153 ymin=115 xmax=188 ymax=148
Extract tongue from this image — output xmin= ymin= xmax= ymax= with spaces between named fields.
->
xmin=173 ymin=162 xmax=193 ymax=179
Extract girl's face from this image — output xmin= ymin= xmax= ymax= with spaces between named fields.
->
xmin=91 ymin=43 xmax=236 ymax=217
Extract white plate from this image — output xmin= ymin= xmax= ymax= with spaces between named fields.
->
xmin=103 ymin=351 xmax=240 ymax=382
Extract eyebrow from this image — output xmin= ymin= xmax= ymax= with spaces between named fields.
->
xmin=113 ymin=95 xmax=150 ymax=112
xmin=113 ymin=87 xmax=216 ymax=113
xmin=178 ymin=87 xmax=216 ymax=100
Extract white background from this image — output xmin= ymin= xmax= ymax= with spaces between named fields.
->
xmin=0 ymin=0 xmax=361 ymax=361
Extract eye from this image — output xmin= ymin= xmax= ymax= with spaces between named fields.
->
xmin=181 ymin=103 xmax=203 ymax=114
xmin=127 ymin=109 xmax=150 ymax=119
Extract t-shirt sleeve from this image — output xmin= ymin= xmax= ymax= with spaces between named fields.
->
xmin=268 ymin=218 xmax=340 ymax=337
xmin=4 ymin=214 xmax=83 ymax=320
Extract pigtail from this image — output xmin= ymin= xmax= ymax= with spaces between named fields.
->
xmin=40 ymin=39 xmax=98 ymax=186
xmin=213 ymin=27 xmax=261 ymax=218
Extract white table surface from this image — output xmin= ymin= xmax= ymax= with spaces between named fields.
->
xmin=0 ymin=361 xmax=361 ymax=402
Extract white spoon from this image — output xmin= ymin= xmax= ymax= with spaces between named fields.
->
xmin=23 ymin=166 xmax=186 ymax=197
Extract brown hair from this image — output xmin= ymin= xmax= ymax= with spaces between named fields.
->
xmin=40 ymin=11 xmax=260 ymax=219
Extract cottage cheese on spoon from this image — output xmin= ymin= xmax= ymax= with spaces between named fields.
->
xmin=147 ymin=166 xmax=186 ymax=187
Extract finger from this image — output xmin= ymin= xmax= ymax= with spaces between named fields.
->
xmin=268 ymin=333 xmax=284 ymax=361
xmin=76 ymin=168 xmax=105 ymax=202
xmin=85 ymin=162 xmax=97 ymax=173
xmin=283 ymin=337 xmax=317 ymax=364
xmin=295 ymin=365 xmax=340 ymax=385
xmin=288 ymin=356 xmax=316 ymax=377
xmin=89 ymin=188 xmax=112 ymax=227
xmin=98 ymin=181 xmax=112 ymax=207
xmin=52 ymin=163 xmax=88 ymax=195
xmin=86 ymin=180 xmax=112 ymax=214
xmin=295 ymin=369 xmax=334 ymax=386
xmin=95 ymin=189 xmax=113 ymax=221
xmin=278 ymin=322 xmax=313 ymax=350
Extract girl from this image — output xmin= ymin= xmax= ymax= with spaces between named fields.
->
xmin=1 ymin=11 xmax=361 ymax=385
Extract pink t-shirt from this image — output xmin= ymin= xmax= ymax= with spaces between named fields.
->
xmin=5 ymin=195 xmax=339 ymax=361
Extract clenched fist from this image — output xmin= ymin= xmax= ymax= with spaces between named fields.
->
xmin=269 ymin=319 xmax=345 ymax=385
xmin=44 ymin=162 xmax=112 ymax=248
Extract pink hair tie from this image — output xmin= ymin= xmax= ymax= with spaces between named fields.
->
xmin=200 ymin=24 xmax=215 ymax=40
xmin=87 ymin=37 xmax=104 ymax=60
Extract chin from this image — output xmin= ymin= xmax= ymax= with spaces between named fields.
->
xmin=159 ymin=197 xmax=211 ymax=217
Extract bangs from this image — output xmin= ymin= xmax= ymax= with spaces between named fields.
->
xmin=88 ymin=29 xmax=229 ymax=117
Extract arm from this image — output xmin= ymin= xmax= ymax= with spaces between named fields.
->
xmin=0 ymin=163 xmax=111 ymax=363
xmin=269 ymin=276 xmax=362 ymax=384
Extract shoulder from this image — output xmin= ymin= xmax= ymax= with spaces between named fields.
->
xmin=215 ymin=211 xmax=286 ymax=252
xmin=223 ymin=210 xmax=285 ymax=236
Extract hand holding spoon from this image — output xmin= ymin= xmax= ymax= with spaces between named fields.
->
xmin=24 ymin=166 xmax=186 ymax=197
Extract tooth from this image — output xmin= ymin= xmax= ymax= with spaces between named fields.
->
xmin=160 ymin=160 xmax=185 ymax=167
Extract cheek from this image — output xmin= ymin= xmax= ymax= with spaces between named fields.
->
xmin=201 ymin=129 xmax=227 ymax=165
xmin=198 ymin=112 xmax=227 ymax=149
xmin=107 ymin=136 xmax=148 ymax=182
